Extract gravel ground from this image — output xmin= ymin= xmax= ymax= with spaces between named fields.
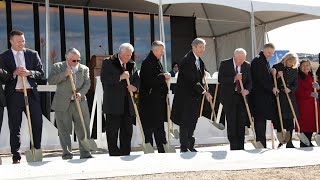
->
xmin=100 ymin=165 xmax=320 ymax=180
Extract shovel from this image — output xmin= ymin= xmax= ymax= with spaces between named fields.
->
xmin=163 ymin=80 xmax=176 ymax=153
xmin=312 ymin=73 xmax=320 ymax=146
xmin=216 ymin=103 xmax=225 ymax=130
xmin=273 ymin=74 xmax=291 ymax=144
xmin=126 ymin=78 xmax=154 ymax=154
xmin=238 ymin=79 xmax=264 ymax=149
xmin=166 ymin=81 xmax=179 ymax=139
xmin=21 ymin=76 xmax=43 ymax=162
xmin=280 ymin=75 xmax=310 ymax=146
xmin=69 ymin=74 xmax=97 ymax=152
xmin=202 ymin=78 xmax=225 ymax=130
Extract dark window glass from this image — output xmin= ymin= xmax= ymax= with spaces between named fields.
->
xmin=112 ymin=12 xmax=130 ymax=54
xmin=39 ymin=6 xmax=61 ymax=77
xmin=0 ymin=2 xmax=7 ymax=52
xmin=64 ymin=8 xmax=86 ymax=64
xmin=134 ymin=13 xmax=151 ymax=69
xmin=11 ymin=2 xmax=35 ymax=50
xmin=89 ymin=10 xmax=108 ymax=56
xmin=154 ymin=15 xmax=171 ymax=71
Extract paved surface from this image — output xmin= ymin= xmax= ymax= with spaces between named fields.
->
xmin=0 ymin=141 xmax=319 ymax=180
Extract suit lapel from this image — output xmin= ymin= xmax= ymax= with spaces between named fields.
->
xmin=23 ymin=49 xmax=32 ymax=70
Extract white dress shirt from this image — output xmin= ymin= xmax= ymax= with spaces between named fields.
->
xmin=12 ymin=48 xmax=32 ymax=89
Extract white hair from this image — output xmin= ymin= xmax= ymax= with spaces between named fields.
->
xmin=119 ymin=43 xmax=134 ymax=53
xmin=234 ymin=48 xmax=247 ymax=56
xmin=191 ymin=38 xmax=206 ymax=47
xmin=151 ymin=41 xmax=165 ymax=50
xmin=65 ymin=48 xmax=81 ymax=58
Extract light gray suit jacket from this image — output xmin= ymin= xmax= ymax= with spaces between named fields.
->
xmin=48 ymin=61 xmax=91 ymax=112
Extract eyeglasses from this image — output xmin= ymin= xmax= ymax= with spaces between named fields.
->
xmin=72 ymin=60 xmax=80 ymax=62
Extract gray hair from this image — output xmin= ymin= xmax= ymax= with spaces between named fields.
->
xmin=234 ymin=48 xmax=247 ymax=56
xmin=119 ymin=43 xmax=134 ymax=53
xmin=191 ymin=38 xmax=206 ymax=47
xmin=65 ymin=48 xmax=81 ymax=58
xmin=151 ymin=41 xmax=165 ymax=50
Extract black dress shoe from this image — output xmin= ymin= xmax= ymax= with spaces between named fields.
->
xmin=80 ymin=155 xmax=93 ymax=159
xmin=286 ymin=142 xmax=295 ymax=148
xmin=188 ymin=148 xmax=198 ymax=152
xmin=62 ymin=154 xmax=73 ymax=160
xmin=12 ymin=159 xmax=20 ymax=164
xmin=180 ymin=147 xmax=189 ymax=153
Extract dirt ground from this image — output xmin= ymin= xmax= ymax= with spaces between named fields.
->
xmin=100 ymin=165 xmax=320 ymax=180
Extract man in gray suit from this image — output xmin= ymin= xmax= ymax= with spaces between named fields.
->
xmin=48 ymin=48 xmax=93 ymax=160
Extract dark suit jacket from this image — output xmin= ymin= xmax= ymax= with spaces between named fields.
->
xmin=250 ymin=51 xmax=276 ymax=120
xmin=100 ymin=54 xmax=137 ymax=117
xmin=139 ymin=51 xmax=168 ymax=128
xmin=171 ymin=50 xmax=207 ymax=128
xmin=0 ymin=48 xmax=44 ymax=102
xmin=0 ymin=67 xmax=10 ymax=107
xmin=218 ymin=58 xmax=252 ymax=113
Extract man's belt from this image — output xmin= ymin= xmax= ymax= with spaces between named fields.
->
xmin=16 ymin=88 xmax=32 ymax=92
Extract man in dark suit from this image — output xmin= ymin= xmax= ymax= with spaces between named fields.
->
xmin=218 ymin=48 xmax=252 ymax=150
xmin=100 ymin=43 xmax=138 ymax=156
xmin=250 ymin=43 xmax=277 ymax=148
xmin=0 ymin=30 xmax=44 ymax=163
xmin=171 ymin=38 xmax=212 ymax=153
xmin=0 ymin=65 xmax=10 ymax=135
xmin=139 ymin=41 xmax=170 ymax=153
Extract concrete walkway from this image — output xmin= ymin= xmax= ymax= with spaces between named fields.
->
xmin=0 ymin=141 xmax=319 ymax=180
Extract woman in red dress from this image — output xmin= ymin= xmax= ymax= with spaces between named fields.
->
xmin=295 ymin=59 xmax=320 ymax=147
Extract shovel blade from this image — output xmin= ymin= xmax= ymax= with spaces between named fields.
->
xmin=80 ymin=138 xmax=97 ymax=152
xmin=252 ymin=141 xmax=264 ymax=149
xmin=212 ymin=121 xmax=225 ymax=130
xmin=140 ymin=143 xmax=154 ymax=154
xmin=170 ymin=129 xmax=179 ymax=139
xmin=315 ymin=134 xmax=320 ymax=146
xmin=25 ymin=148 xmax=43 ymax=163
xmin=163 ymin=144 xmax=176 ymax=153
xmin=276 ymin=131 xmax=288 ymax=144
xmin=298 ymin=133 xmax=310 ymax=146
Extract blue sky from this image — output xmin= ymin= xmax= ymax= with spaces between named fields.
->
xmin=268 ymin=19 xmax=320 ymax=54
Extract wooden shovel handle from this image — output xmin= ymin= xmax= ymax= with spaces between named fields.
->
xmin=69 ymin=74 xmax=88 ymax=138
xmin=273 ymin=74 xmax=286 ymax=133
xmin=313 ymin=73 xmax=319 ymax=133
xmin=279 ymin=75 xmax=301 ymax=132
xmin=21 ymin=76 xmax=35 ymax=148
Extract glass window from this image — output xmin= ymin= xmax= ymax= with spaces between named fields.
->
xmin=0 ymin=1 xmax=7 ymax=52
xmin=89 ymin=10 xmax=108 ymax=56
xmin=11 ymin=2 xmax=35 ymax=50
xmin=39 ymin=6 xmax=61 ymax=77
xmin=134 ymin=13 xmax=151 ymax=69
xmin=154 ymin=15 xmax=171 ymax=71
xmin=64 ymin=8 xmax=86 ymax=64
xmin=112 ymin=11 xmax=129 ymax=54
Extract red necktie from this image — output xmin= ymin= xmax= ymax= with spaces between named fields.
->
xmin=122 ymin=64 xmax=126 ymax=71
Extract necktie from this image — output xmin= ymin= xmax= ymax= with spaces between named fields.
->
xmin=122 ymin=63 xmax=126 ymax=71
xmin=235 ymin=65 xmax=241 ymax=93
xmin=16 ymin=52 xmax=23 ymax=87
xmin=196 ymin=59 xmax=200 ymax=70
xmin=122 ymin=63 xmax=128 ymax=96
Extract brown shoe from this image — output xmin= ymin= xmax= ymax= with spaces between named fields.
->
xmin=12 ymin=159 xmax=20 ymax=164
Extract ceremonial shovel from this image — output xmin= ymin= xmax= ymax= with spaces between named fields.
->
xmin=22 ymin=77 xmax=43 ymax=162
xmin=312 ymin=73 xmax=320 ymax=146
xmin=272 ymin=74 xmax=291 ymax=144
xmin=126 ymin=78 xmax=154 ymax=154
xmin=202 ymin=78 xmax=225 ymax=130
xmin=280 ymin=76 xmax=310 ymax=146
xmin=163 ymin=80 xmax=176 ymax=153
xmin=239 ymin=79 xmax=264 ymax=149
xmin=69 ymin=74 xmax=97 ymax=152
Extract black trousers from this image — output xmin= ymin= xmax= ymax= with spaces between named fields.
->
xmin=144 ymin=125 xmax=167 ymax=153
xmin=7 ymin=91 xmax=43 ymax=161
xmin=254 ymin=116 xmax=267 ymax=148
xmin=225 ymin=94 xmax=246 ymax=150
xmin=106 ymin=97 xmax=133 ymax=156
xmin=180 ymin=124 xmax=196 ymax=150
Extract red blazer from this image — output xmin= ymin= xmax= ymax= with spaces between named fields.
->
xmin=295 ymin=74 xmax=320 ymax=132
